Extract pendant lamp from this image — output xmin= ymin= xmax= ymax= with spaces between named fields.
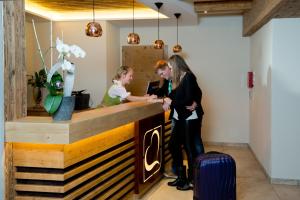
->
xmin=86 ymin=0 xmax=102 ymax=37
xmin=154 ymin=2 xmax=164 ymax=49
xmin=127 ymin=0 xmax=140 ymax=44
xmin=173 ymin=13 xmax=182 ymax=53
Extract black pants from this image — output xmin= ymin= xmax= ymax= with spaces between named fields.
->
xmin=169 ymin=117 xmax=204 ymax=179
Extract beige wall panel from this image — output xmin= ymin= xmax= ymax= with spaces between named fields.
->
xmin=122 ymin=45 xmax=167 ymax=96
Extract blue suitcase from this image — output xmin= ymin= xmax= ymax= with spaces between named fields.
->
xmin=193 ymin=152 xmax=236 ymax=200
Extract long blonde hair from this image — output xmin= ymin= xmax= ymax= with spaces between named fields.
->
xmin=113 ymin=66 xmax=132 ymax=81
xmin=168 ymin=55 xmax=192 ymax=88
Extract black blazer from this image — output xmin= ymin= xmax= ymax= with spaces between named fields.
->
xmin=169 ymin=72 xmax=204 ymax=120
xmin=154 ymin=79 xmax=170 ymax=98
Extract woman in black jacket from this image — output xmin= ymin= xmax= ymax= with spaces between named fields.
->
xmin=164 ymin=55 xmax=204 ymax=190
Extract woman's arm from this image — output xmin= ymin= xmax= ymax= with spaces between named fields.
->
xmin=126 ymin=94 xmax=157 ymax=102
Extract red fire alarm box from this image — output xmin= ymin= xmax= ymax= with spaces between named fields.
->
xmin=248 ymin=71 xmax=254 ymax=88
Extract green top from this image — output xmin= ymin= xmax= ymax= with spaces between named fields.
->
xmin=101 ymin=90 xmax=122 ymax=107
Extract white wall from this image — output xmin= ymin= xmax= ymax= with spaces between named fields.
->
xmin=26 ymin=19 xmax=121 ymax=107
xmin=271 ymin=18 xmax=300 ymax=180
xmin=0 ymin=2 xmax=4 ymax=198
xmin=32 ymin=20 xmax=108 ymax=107
xmin=249 ymin=21 xmax=273 ymax=175
xmin=250 ymin=18 xmax=300 ymax=181
xmin=106 ymin=22 xmax=120 ymax=88
xmin=120 ymin=16 xmax=250 ymax=143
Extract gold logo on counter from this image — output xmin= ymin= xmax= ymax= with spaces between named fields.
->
xmin=143 ymin=125 xmax=162 ymax=182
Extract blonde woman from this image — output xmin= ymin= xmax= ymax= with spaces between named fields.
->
xmin=101 ymin=66 xmax=156 ymax=106
xmin=164 ymin=55 xmax=204 ymax=190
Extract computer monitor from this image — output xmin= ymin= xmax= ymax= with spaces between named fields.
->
xmin=146 ymin=80 xmax=160 ymax=95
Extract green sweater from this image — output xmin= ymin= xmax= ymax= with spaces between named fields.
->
xmin=101 ymin=90 xmax=122 ymax=106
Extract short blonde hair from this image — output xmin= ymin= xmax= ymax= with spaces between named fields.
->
xmin=114 ymin=66 xmax=132 ymax=81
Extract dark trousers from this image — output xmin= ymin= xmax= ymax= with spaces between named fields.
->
xmin=169 ymin=117 xmax=204 ymax=179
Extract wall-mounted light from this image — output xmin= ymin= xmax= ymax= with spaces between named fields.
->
xmin=86 ymin=0 xmax=102 ymax=37
xmin=173 ymin=13 xmax=182 ymax=53
xmin=127 ymin=0 xmax=140 ymax=44
xmin=153 ymin=2 xmax=164 ymax=49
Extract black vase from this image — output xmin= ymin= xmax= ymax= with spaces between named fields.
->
xmin=53 ymin=96 xmax=75 ymax=121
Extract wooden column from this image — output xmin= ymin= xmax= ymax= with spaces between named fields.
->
xmin=3 ymin=0 xmax=26 ymax=199
xmin=3 ymin=0 xmax=26 ymax=120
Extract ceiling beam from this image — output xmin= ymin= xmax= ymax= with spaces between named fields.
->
xmin=243 ymin=0 xmax=286 ymax=36
xmin=194 ymin=0 xmax=252 ymax=14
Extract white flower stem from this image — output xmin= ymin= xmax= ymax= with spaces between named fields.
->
xmin=32 ymin=19 xmax=46 ymax=72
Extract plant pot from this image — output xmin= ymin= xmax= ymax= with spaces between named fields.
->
xmin=33 ymin=87 xmax=42 ymax=107
xmin=53 ymin=96 xmax=75 ymax=121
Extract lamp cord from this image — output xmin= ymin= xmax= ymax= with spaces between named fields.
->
xmin=133 ymin=0 xmax=135 ymax=33
xmin=157 ymin=7 xmax=160 ymax=39
xmin=176 ymin=17 xmax=178 ymax=45
xmin=93 ymin=0 xmax=95 ymax=22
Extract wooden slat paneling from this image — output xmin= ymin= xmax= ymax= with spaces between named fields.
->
xmin=163 ymin=113 xmax=172 ymax=175
xmin=15 ymin=143 xmax=135 ymax=194
xmin=65 ymin=166 xmax=134 ymax=200
xmin=13 ymin=129 xmax=136 ymax=199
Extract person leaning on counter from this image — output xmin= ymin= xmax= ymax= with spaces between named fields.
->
xmin=101 ymin=65 xmax=157 ymax=107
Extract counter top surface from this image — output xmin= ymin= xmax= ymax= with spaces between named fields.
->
xmin=5 ymin=102 xmax=163 ymax=144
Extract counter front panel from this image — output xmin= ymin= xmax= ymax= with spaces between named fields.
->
xmin=6 ymin=102 xmax=171 ymax=199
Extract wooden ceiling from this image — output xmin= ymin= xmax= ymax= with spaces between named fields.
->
xmin=194 ymin=0 xmax=253 ymax=16
xmin=26 ymin=0 xmax=147 ymax=12
xmin=25 ymin=0 xmax=300 ymax=36
xmin=193 ymin=0 xmax=300 ymax=36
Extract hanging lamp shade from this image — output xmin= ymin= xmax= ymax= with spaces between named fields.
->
xmin=86 ymin=0 xmax=102 ymax=37
xmin=127 ymin=0 xmax=140 ymax=44
xmin=154 ymin=2 xmax=164 ymax=49
xmin=173 ymin=13 xmax=182 ymax=53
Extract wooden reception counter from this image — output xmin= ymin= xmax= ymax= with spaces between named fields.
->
xmin=5 ymin=102 xmax=172 ymax=199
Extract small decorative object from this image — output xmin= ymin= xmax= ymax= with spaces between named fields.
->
xmin=27 ymin=69 xmax=47 ymax=107
xmin=127 ymin=0 xmax=140 ymax=44
xmin=86 ymin=0 xmax=102 ymax=37
xmin=44 ymin=38 xmax=86 ymax=121
xmin=173 ymin=13 xmax=182 ymax=53
xmin=153 ymin=2 xmax=164 ymax=49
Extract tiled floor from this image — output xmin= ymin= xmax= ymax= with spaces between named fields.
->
xmin=141 ymin=145 xmax=300 ymax=200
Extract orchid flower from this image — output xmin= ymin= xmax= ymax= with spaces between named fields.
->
xmin=47 ymin=37 xmax=86 ymax=97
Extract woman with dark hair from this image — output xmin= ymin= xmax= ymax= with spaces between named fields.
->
xmin=163 ymin=55 xmax=204 ymax=190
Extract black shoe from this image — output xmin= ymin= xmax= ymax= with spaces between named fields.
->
xmin=168 ymin=165 xmax=188 ymax=187
xmin=167 ymin=178 xmax=184 ymax=187
xmin=176 ymin=182 xmax=193 ymax=191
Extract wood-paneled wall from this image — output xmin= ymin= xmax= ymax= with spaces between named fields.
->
xmin=3 ymin=0 xmax=26 ymax=199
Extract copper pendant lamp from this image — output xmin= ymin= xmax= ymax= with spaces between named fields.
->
xmin=127 ymin=0 xmax=140 ymax=44
xmin=86 ymin=0 xmax=102 ymax=37
xmin=173 ymin=13 xmax=182 ymax=53
xmin=154 ymin=2 xmax=164 ymax=49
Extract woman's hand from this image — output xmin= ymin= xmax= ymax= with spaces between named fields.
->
xmin=164 ymin=97 xmax=172 ymax=105
xmin=186 ymin=101 xmax=197 ymax=111
xmin=147 ymin=94 xmax=158 ymax=102
xmin=162 ymin=102 xmax=170 ymax=111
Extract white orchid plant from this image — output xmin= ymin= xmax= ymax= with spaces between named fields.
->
xmin=44 ymin=38 xmax=86 ymax=114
